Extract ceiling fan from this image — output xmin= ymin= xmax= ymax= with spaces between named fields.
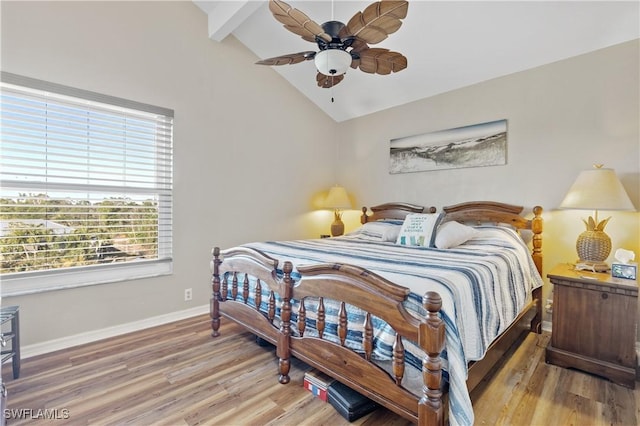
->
xmin=256 ymin=0 xmax=409 ymax=89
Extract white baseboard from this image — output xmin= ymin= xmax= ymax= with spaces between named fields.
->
xmin=22 ymin=304 xmax=209 ymax=359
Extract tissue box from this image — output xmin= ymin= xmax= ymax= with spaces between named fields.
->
xmin=611 ymin=262 xmax=637 ymax=280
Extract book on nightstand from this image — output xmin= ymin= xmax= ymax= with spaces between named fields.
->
xmin=303 ymin=369 xmax=336 ymax=402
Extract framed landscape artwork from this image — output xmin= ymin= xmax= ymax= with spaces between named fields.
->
xmin=389 ymin=119 xmax=507 ymax=174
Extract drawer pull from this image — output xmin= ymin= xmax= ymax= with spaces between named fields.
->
xmin=601 ymin=293 xmax=608 ymax=300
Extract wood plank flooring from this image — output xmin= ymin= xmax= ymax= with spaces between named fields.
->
xmin=2 ymin=314 xmax=638 ymax=425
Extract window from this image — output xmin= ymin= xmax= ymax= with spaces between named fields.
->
xmin=0 ymin=72 xmax=173 ymax=295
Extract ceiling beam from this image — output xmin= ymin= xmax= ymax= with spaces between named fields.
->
xmin=194 ymin=1 xmax=265 ymax=42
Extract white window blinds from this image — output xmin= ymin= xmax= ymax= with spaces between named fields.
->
xmin=0 ymin=72 xmax=173 ymax=294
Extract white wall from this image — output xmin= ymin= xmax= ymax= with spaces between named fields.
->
xmin=0 ymin=1 xmax=337 ymax=346
xmin=336 ymin=39 xmax=640 ymax=328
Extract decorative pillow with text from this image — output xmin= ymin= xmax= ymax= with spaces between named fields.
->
xmin=395 ymin=213 xmax=443 ymax=247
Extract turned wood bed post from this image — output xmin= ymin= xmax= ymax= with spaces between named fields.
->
xmin=277 ymin=261 xmax=294 ymax=384
xmin=419 ymin=292 xmax=445 ymax=426
xmin=531 ymin=206 xmax=543 ymax=275
xmin=210 ymin=247 xmax=222 ymax=337
xmin=531 ymin=206 xmax=544 ymax=333
xmin=361 ymin=207 xmax=368 ymax=224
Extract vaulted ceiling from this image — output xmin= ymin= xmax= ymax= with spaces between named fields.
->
xmin=194 ymin=1 xmax=639 ymax=122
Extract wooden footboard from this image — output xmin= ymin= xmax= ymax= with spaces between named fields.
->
xmin=210 ymin=247 xmax=446 ymax=425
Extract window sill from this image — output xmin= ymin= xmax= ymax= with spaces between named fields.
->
xmin=1 ymin=260 xmax=172 ymax=297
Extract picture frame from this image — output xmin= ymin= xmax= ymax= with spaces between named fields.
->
xmin=390 ymin=119 xmax=507 ymax=174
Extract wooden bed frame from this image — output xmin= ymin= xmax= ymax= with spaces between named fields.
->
xmin=210 ymin=201 xmax=543 ymax=425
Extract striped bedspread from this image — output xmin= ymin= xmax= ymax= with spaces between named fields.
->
xmin=232 ymin=225 xmax=543 ymax=426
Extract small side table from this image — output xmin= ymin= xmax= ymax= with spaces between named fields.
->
xmin=546 ymin=264 xmax=637 ymax=388
xmin=1 ymin=306 xmax=20 ymax=379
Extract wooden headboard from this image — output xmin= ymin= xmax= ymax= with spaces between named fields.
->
xmin=360 ymin=200 xmax=543 ymax=275
xmin=360 ymin=202 xmax=436 ymax=223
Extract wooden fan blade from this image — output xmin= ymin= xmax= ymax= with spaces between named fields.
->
xmin=269 ymin=0 xmax=332 ymax=43
xmin=349 ymin=38 xmax=370 ymax=54
xmin=357 ymin=48 xmax=407 ymax=74
xmin=256 ymin=51 xmax=316 ymax=66
xmin=341 ymin=1 xmax=408 ymax=45
xmin=316 ymin=72 xmax=345 ymax=88
xmin=349 ymin=40 xmax=369 ymax=69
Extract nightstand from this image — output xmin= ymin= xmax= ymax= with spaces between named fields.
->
xmin=1 ymin=306 xmax=20 ymax=379
xmin=546 ymin=263 xmax=638 ymax=388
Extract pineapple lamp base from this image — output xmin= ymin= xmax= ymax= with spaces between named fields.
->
xmin=575 ymin=228 xmax=611 ymax=272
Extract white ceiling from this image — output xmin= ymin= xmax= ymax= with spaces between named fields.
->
xmin=194 ymin=1 xmax=639 ymax=123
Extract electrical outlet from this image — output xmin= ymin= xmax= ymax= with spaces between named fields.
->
xmin=184 ymin=288 xmax=192 ymax=301
xmin=545 ymin=298 xmax=553 ymax=314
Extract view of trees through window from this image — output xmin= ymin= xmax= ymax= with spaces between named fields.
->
xmin=0 ymin=193 xmax=159 ymax=274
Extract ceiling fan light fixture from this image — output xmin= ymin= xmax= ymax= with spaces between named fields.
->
xmin=314 ymin=49 xmax=351 ymax=76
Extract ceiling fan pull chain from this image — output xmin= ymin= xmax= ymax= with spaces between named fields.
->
xmin=331 ymin=77 xmax=335 ymax=102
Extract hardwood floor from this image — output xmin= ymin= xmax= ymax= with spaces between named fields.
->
xmin=2 ymin=314 xmax=638 ymax=425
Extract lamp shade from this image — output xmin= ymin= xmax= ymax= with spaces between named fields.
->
xmin=559 ymin=167 xmax=635 ymax=211
xmin=314 ymin=49 xmax=351 ymax=76
xmin=324 ymin=186 xmax=351 ymax=209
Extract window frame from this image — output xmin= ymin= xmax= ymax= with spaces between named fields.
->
xmin=0 ymin=72 xmax=174 ymax=296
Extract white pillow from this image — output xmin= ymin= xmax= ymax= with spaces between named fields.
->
xmin=382 ymin=223 xmax=402 ymax=242
xmin=395 ymin=213 xmax=443 ymax=247
xmin=435 ymin=221 xmax=479 ymax=249
xmin=353 ymin=221 xmax=402 ymax=242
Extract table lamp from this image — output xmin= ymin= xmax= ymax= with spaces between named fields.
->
xmin=559 ymin=164 xmax=635 ymax=271
xmin=324 ymin=185 xmax=351 ymax=237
